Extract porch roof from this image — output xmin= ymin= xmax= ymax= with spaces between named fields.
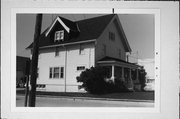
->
xmin=97 ymin=56 xmax=141 ymax=69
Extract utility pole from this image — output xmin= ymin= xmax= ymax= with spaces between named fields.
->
xmin=28 ymin=14 xmax=42 ymax=107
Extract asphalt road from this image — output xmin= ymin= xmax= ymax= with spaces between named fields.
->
xmin=16 ymin=95 xmax=154 ymax=107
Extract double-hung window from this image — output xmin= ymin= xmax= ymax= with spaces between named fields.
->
xmin=54 ymin=30 xmax=64 ymax=42
xmin=49 ymin=67 xmax=64 ymax=79
xmin=109 ymin=32 xmax=115 ymax=41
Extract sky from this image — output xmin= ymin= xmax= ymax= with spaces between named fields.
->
xmin=16 ymin=14 xmax=154 ymax=62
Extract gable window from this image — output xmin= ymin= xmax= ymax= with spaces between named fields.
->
xmin=77 ymin=66 xmax=85 ymax=71
xmin=79 ymin=44 xmax=85 ymax=55
xmin=109 ymin=32 xmax=115 ymax=41
xmin=54 ymin=30 xmax=64 ymax=42
xmin=49 ymin=67 xmax=64 ymax=79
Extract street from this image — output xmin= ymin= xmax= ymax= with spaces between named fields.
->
xmin=16 ymin=95 xmax=154 ymax=107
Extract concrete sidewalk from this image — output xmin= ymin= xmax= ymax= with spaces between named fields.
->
xmin=18 ymin=94 xmax=154 ymax=103
xmin=16 ymin=95 xmax=154 ymax=107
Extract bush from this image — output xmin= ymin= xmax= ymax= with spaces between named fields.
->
xmin=138 ymin=67 xmax=147 ymax=91
xmin=77 ymin=67 xmax=108 ymax=94
xmin=114 ymin=79 xmax=129 ymax=92
xmin=77 ymin=66 xmax=129 ymax=94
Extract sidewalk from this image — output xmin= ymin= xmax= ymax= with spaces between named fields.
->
xmin=17 ymin=88 xmax=154 ymax=103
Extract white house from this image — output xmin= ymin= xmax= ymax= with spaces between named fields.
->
xmin=27 ymin=14 xmax=141 ymax=92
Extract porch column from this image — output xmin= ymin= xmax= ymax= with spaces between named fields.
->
xmin=121 ymin=67 xmax=124 ymax=81
xmin=136 ymin=69 xmax=139 ymax=80
xmin=129 ymin=68 xmax=131 ymax=80
xmin=111 ymin=65 xmax=115 ymax=82
xmin=129 ymin=68 xmax=134 ymax=90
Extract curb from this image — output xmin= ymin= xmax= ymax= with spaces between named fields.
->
xmin=17 ymin=94 xmax=154 ymax=103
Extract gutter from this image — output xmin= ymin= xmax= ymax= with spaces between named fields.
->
xmin=36 ymin=39 xmax=96 ymax=49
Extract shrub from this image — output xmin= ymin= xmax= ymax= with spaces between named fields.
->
xmin=138 ymin=67 xmax=147 ymax=91
xmin=114 ymin=79 xmax=129 ymax=92
xmin=77 ymin=67 xmax=109 ymax=94
xmin=77 ymin=66 xmax=129 ymax=94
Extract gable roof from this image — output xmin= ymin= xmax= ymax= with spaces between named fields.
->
xmin=27 ymin=14 xmax=131 ymax=52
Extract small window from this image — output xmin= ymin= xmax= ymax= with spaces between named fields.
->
xmin=55 ymin=47 xmax=59 ymax=56
xmin=79 ymin=44 xmax=85 ymax=55
xmin=54 ymin=30 xmax=64 ymax=41
xmin=77 ymin=66 xmax=85 ymax=71
xmin=109 ymin=32 xmax=115 ymax=41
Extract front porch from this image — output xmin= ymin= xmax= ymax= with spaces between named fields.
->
xmin=97 ymin=57 xmax=141 ymax=91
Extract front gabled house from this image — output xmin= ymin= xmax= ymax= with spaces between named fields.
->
xmin=27 ymin=14 xmax=141 ymax=92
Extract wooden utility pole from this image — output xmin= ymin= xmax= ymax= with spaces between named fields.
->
xmin=28 ymin=14 xmax=42 ymax=107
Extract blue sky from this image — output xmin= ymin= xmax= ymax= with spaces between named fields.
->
xmin=16 ymin=14 xmax=154 ymax=62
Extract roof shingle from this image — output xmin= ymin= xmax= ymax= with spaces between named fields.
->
xmin=27 ymin=14 xmax=115 ymax=49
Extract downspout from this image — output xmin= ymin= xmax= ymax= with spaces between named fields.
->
xmin=64 ymin=45 xmax=67 ymax=92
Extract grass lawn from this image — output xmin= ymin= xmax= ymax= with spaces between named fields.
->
xmin=17 ymin=88 xmax=154 ymax=101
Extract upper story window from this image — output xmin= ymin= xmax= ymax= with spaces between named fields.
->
xmin=54 ymin=30 xmax=64 ymax=42
xmin=55 ymin=47 xmax=59 ymax=57
xmin=79 ymin=44 xmax=85 ymax=55
xmin=109 ymin=32 xmax=115 ymax=41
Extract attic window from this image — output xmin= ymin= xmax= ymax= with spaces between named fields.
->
xmin=54 ymin=30 xmax=64 ymax=42
xmin=109 ymin=32 xmax=115 ymax=41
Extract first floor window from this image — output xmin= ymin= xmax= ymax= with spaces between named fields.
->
xmin=53 ymin=67 xmax=60 ymax=78
xmin=49 ymin=66 xmax=64 ymax=79
xmin=77 ymin=66 xmax=85 ymax=71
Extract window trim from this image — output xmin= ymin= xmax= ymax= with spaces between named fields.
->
xmin=54 ymin=30 xmax=64 ymax=42
xmin=49 ymin=66 xmax=64 ymax=79
xmin=109 ymin=32 xmax=115 ymax=41
xmin=77 ymin=66 xmax=86 ymax=71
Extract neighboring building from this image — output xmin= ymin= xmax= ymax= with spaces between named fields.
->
xmin=16 ymin=56 xmax=30 ymax=87
xmin=27 ymin=14 xmax=141 ymax=92
xmin=138 ymin=58 xmax=155 ymax=91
